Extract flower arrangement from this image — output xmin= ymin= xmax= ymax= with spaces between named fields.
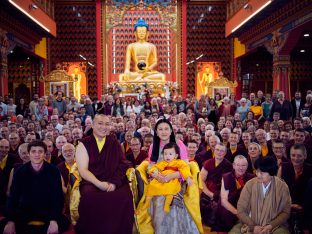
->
xmin=107 ymin=82 xmax=123 ymax=95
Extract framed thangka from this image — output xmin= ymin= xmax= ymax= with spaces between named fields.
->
xmin=196 ymin=62 xmax=221 ymax=98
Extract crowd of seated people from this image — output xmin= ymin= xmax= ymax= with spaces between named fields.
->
xmin=0 ymin=89 xmax=311 ymax=233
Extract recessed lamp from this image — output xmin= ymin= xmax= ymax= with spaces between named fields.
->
xmin=256 ymin=63 xmax=259 ymax=67
xmin=300 ymin=50 xmax=305 ymax=53
xmin=304 ymin=33 xmax=310 ymax=37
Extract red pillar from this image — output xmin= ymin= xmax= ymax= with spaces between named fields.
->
xmin=181 ymin=0 xmax=187 ymax=98
xmin=272 ymin=55 xmax=290 ymax=99
xmin=0 ymin=30 xmax=9 ymax=96
xmin=96 ymin=0 xmax=102 ymax=99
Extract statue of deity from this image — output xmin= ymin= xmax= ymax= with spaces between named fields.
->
xmin=119 ymin=19 xmax=165 ymax=82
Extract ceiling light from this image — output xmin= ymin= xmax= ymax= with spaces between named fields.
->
xmin=304 ymin=33 xmax=310 ymax=37
xmin=300 ymin=50 xmax=305 ymax=53
xmin=232 ymin=0 xmax=272 ymax=33
xmin=8 ymin=0 xmax=50 ymax=32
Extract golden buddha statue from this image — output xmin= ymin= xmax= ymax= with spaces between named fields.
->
xmin=119 ymin=19 xmax=165 ymax=82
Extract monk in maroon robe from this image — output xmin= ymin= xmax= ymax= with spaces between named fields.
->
xmin=200 ymin=143 xmax=232 ymax=227
xmin=75 ymin=115 xmax=134 ymax=234
xmin=212 ymin=155 xmax=254 ymax=232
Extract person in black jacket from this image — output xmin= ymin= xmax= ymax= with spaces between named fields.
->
xmin=2 ymin=140 xmax=69 ymax=234
xmin=291 ymin=91 xmax=305 ymax=119
xmin=269 ymin=91 xmax=293 ymax=121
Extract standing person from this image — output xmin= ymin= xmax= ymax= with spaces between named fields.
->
xmin=291 ymin=91 xmax=305 ymax=119
xmin=7 ymin=98 xmax=16 ymax=115
xmin=261 ymin=94 xmax=273 ymax=120
xmin=15 ymin=98 xmax=28 ymax=117
xmin=75 ymin=114 xmax=134 ymax=234
xmin=230 ymin=157 xmax=291 ymax=234
xmin=28 ymin=94 xmax=39 ymax=116
xmin=194 ymin=94 xmax=211 ymax=121
xmin=236 ymin=98 xmax=249 ymax=121
xmin=270 ymin=91 xmax=293 ymax=121
xmin=2 ymin=140 xmax=69 ymax=234
xmin=35 ymin=98 xmax=48 ymax=121
xmin=53 ymin=91 xmax=67 ymax=117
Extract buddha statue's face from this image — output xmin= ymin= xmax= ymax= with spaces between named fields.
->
xmin=136 ymin=26 xmax=148 ymax=41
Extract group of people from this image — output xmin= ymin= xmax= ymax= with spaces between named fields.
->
xmin=0 ymin=88 xmax=311 ymax=234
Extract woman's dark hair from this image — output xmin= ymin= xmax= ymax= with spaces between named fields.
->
xmin=27 ymin=140 xmax=47 ymax=153
xmin=151 ymin=118 xmax=176 ymax=162
xmin=162 ymin=142 xmax=180 ymax=159
xmin=254 ymin=156 xmax=278 ymax=176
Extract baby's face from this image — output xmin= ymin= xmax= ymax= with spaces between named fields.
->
xmin=163 ymin=148 xmax=177 ymax=162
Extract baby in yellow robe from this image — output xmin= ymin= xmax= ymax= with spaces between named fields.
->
xmin=144 ymin=142 xmax=193 ymax=212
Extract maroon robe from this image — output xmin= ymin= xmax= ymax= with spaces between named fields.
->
xmin=202 ymin=158 xmax=232 ymax=200
xmin=76 ymin=135 xmax=134 ymax=234
xmin=213 ymin=171 xmax=254 ymax=231
xmin=281 ymin=162 xmax=312 ymax=205
xmin=195 ymin=148 xmax=214 ymax=169
xmin=200 ymin=158 xmax=232 ymax=227
xmin=225 ymin=146 xmax=246 ymax=163
xmin=57 ymin=162 xmax=69 ymax=187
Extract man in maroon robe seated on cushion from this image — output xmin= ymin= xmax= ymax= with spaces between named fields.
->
xmin=212 ymin=155 xmax=254 ymax=232
xmin=75 ymin=114 xmax=134 ymax=234
xmin=200 ymin=143 xmax=232 ymax=227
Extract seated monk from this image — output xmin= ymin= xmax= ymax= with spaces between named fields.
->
xmin=212 ymin=155 xmax=254 ymax=232
xmin=75 ymin=114 xmax=134 ymax=234
xmin=119 ymin=19 xmax=165 ymax=82
xmin=200 ymin=143 xmax=232 ymax=227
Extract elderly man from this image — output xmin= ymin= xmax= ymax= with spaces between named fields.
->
xmin=196 ymin=135 xmax=220 ymax=169
xmin=51 ymin=135 xmax=67 ymax=165
xmin=3 ymin=140 xmax=69 ymax=234
xmin=75 ymin=114 xmax=133 ymax=233
xmin=58 ymin=143 xmax=76 ymax=194
xmin=270 ymin=91 xmax=293 ymax=121
xmin=220 ymin=128 xmax=231 ymax=147
xmin=213 ymin=155 xmax=254 ymax=232
xmin=231 ymin=157 xmax=291 ymax=234
xmin=255 ymin=129 xmax=273 ymax=157
xmin=200 ymin=143 xmax=232 ymax=227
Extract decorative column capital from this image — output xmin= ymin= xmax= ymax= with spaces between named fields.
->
xmin=0 ymin=29 xmax=10 ymax=58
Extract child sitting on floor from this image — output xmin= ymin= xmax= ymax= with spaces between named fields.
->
xmin=143 ymin=142 xmax=193 ymax=212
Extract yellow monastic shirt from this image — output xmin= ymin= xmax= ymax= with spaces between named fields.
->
xmin=95 ymin=137 xmax=106 ymax=152
xmin=261 ymin=145 xmax=269 ymax=156
xmin=230 ymin=148 xmax=237 ymax=154
xmin=0 ymin=155 xmax=8 ymax=170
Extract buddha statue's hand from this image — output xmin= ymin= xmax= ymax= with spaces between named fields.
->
xmin=124 ymin=70 xmax=131 ymax=81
